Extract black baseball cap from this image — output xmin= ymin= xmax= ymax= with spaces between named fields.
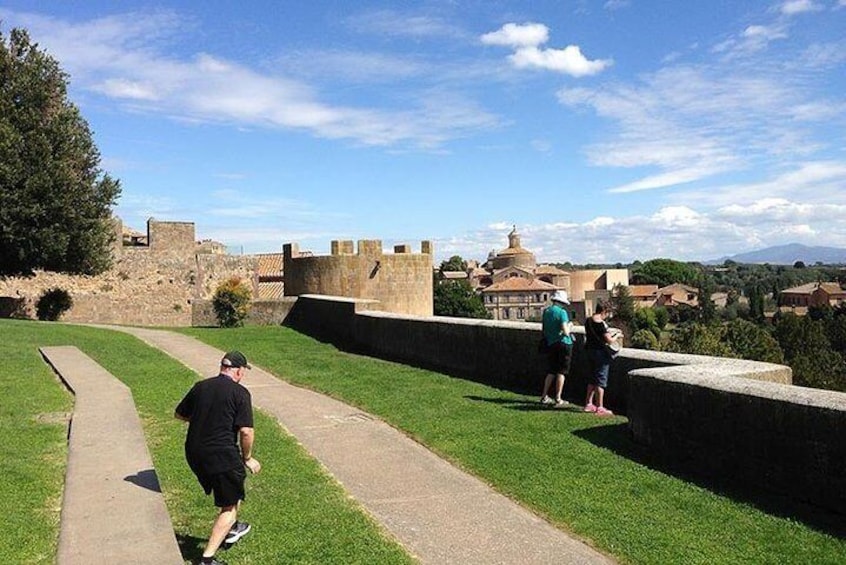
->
xmin=221 ymin=350 xmax=251 ymax=369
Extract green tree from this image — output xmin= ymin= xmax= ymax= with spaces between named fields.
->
xmin=632 ymin=307 xmax=660 ymax=338
xmin=213 ymin=277 xmax=252 ymax=327
xmin=664 ymin=322 xmax=733 ymax=358
xmin=439 ymin=255 xmax=468 ymax=273
xmin=0 ymin=28 xmax=120 ymax=276
xmin=631 ymin=258 xmax=700 ymax=288
xmin=610 ymin=284 xmax=636 ymax=332
xmin=653 ymin=306 xmax=670 ymax=330
xmin=631 ymin=328 xmax=659 ymax=350
xmin=434 ymin=280 xmax=490 ymax=319
xmin=721 ymin=319 xmax=784 ymax=364
xmin=698 ymin=275 xmax=718 ymax=324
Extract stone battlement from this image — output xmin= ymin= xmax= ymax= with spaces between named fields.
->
xmin=283 ymin=239 xmax=433 ymax=317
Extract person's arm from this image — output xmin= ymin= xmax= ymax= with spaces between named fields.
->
xmin=238 ymin=427 xmax=261 ymax=474
xmin=603 ymin=324 xmax=617 ymax=344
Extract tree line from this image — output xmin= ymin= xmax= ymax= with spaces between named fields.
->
xmin=612 ymin=259 xmax=846 ymax=392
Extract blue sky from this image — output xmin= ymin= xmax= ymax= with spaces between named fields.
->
xmin=2 ymin=1 xmax=845 ymax=264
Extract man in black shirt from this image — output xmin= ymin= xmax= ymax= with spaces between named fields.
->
xmin=176 ymin=350 xmax=261 ymax=565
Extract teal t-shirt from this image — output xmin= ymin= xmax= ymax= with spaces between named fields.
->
xmin=542 ymin=304 xmax=573 ymax=346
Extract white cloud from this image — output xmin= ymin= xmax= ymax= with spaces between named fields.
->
xmin=682 ymin=161 xmax=846 ymax=208
xmin=94 ymin=78 xmax=160 ymax=101
xmin=480 ymin=23 xmax=549 ymax=48
xmin=346 ymin=10 xmax=466 ymax=39
xmin=509 ymin=45 xmax=612 ymax=77
xmin=558 ymin=61 xmax=840 ymax=193
xmin=481 ymin=23 xmax=611 ymax=77
xmin=604 ymin=0 xmax=631 ymax=10
xmin=780 ymin=0 xmax=823 ymax=15
xmin=2 ymin=10 xmax=498 ymax=149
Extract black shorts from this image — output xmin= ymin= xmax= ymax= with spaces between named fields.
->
xmin=546 ymin=342 xmax=572 ymax=375
xmin=196 ymin=466 xmax=246 ymax=508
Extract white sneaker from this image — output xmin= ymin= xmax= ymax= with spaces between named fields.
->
xmin=225 ymin=521 xmax=251 ymax=544
xmin=540 ymin=395 xmax=555 ymax=405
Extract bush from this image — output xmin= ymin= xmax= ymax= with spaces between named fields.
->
xmin=631 ymin=328 xmax=659 ymax=350
xmin=213 ymin=277 xmax=251 ymax=327
xmin=35 ymin=288 xmax=73 ymax=321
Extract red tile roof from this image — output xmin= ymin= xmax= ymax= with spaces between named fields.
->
xmin=482 ymin=278 xmax=558 ymax=293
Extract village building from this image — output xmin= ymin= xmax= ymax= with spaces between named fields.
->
xmin=778 ymin=282 xmax=846 ymax=309
xmin=470 ymin=226 xmax=629 ymax=322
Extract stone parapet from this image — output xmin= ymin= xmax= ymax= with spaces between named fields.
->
xmin=282 ymin=294 xmax=846 ymax=517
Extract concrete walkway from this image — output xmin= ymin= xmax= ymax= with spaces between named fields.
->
xmin=41 ymin=346 xmax=183 ymax=565
xmin=110 ymin=326 xmax=615 ymax=565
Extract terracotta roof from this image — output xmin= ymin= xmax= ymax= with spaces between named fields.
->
xmin=493 ymin=266 xmax=534 ymax=277
xmin=535 ymin=265 xmax=569 ymax=275
xmin=441 ymin=271 xmax=468 ymax=280
xmin=469 ymin=267 xmax=491 ymax=276
xmin=781 ymin=282 xmax=844 ymax=295
xmin=629 ymin=285 xmax=659 ymax=297
xmin=496 ymin=246 xmax=533 ymax=256
xmin=482 ymin=278 xmax=558 ymax=293
xmin=256 ymin=253 xmax=284 ymax=277
xmin=256 ymin=282 xmax=284 ymax=300
xmin=657 ymin=283 xmax=699 ymax=294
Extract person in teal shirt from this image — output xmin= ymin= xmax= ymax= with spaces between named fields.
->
xmin=540 ymin=290 xmax=574 ymax=408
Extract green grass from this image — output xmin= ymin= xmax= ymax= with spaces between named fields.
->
xmin=0 ymin=319 xmax=412 ymax=565
xmin=181 ymin=325 xmax=846 ymax=565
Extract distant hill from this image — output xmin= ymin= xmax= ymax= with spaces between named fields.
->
xmin=709 ymin=243 xmax=846 ymax=265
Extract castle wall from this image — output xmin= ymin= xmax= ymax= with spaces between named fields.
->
xmin=0 ymin=219 xmax=259 ymax=326
xmin=283 ymin=240 xmax=433 ymax=316
xmin=283 ymin=294 xmax=846 ymax=517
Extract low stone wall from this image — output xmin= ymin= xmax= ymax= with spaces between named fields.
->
xmin=628 ymin=367 xmax=846 ymax=515
xmin=283 ymin=295 xmax=846 ymax=516
xmin=191 ymin=298 xmax=297 ymax=327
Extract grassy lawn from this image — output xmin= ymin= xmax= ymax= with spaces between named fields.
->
xmin=0 ymin=319 xmax=412 ymax=565
xmin=181 ymin=325 xmax=846 ymax=565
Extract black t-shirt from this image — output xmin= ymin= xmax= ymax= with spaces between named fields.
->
xmin=585 ymin=318 xmax=609 ymax=350
xmin=175 ymin=374 xmax=254 ymax=476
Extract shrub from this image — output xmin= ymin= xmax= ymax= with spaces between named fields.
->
xmin=213 ymin=277 xmax=251 ymax=327
xmin=35 ymin=288 xmax=73 ymax=321
xmin=631 ymin=328 xmax=659 ymax=350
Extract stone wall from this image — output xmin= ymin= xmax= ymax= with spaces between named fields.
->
xmin=627 ymin=367 xmax=846 ymax=515
xmin=283 ymin=294 xmax=846 ymax=516
xmin=283 ymin=240 xmax=433 ymax=316
xmin=0 ymin=219 xmax=260 ymax=326
xmin=192 ymin=298 xmax=298 ymax=327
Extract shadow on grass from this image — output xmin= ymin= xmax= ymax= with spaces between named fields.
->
xmin=573 ymin=423 xmax=846 ymax=540
xmin=463 ymin=394 xmax=585 ymax=412
xmin=176 ymin=532 xmax=207 ymax=563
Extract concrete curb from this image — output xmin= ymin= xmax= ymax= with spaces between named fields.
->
xmin=41 ymin=346 xmax=183 ymax=565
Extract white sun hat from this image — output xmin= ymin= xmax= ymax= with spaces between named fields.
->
xmin=551 ymin=290 xmax=570 ymax=304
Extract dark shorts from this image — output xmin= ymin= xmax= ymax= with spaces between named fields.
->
xmin=546 ymin=342 xmax=572 ymax=375
xmin=196 ymin=466 xmax=246 ymax=508
xmin=589 ymin=347 xmax=612 ymax=388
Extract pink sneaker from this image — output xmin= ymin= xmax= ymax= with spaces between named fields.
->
xmin=583 ymin=403 xmax=597 ymax=413
xmin=595 ymin=406 xmax=614 ymax=417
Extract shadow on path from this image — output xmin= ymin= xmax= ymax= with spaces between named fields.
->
xmin=573 ymin=423 xmax=846 ymax=540
xmin=123 ymin=468 xmax=163 ymax=493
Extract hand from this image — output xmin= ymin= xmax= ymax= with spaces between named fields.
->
xmin=244 ymin=456 xmax=262 ymax=474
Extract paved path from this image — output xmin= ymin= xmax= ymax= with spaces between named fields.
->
xmin=41 ymin=346 xmax=183 ymax=565
xmin=110 ymin=326 xmax=615 ymax=565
